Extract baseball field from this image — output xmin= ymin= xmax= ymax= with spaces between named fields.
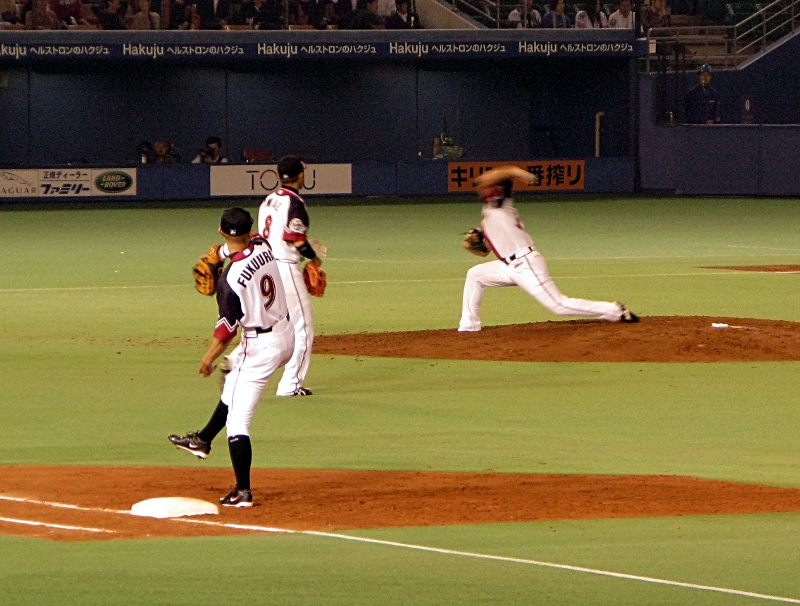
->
xmin=1 ymin=195 xmax=799 ymax=605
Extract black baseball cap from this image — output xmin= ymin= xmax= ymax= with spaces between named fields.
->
xmin=220 ymin=207 xmax=253 ymax=236
xmin=277 ymin=155 xmax=305 ymax=181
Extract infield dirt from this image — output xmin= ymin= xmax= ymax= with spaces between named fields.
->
xmin=5 ymin=305 xmax=800 ymax=542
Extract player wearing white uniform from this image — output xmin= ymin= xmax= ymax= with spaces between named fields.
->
xmin=459 ymin=166 xmax=639 ymax=332
xmin=257 ymin=156 xmax=322 ymax=397
xmin=169 ymin=207 xmax=293 ymax=507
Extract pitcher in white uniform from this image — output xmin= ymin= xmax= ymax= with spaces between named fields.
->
xmin=459 ymin=166 xmax=639 ymax=332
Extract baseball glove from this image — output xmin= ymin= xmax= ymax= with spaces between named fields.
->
xmin=462 ymin=228 xmax=491 ymax=257
xmin=193 ymin=244 xmax=224 ymax=296
xmin=303 ymin=260 xmax=327 ymax=297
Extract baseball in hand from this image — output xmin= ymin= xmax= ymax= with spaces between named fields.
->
xmin=309 ymin=239 xmax=327 ymax=260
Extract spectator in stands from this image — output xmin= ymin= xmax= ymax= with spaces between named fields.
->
xmin=239 ymin=0 xmax=283 ymax=28
xmin=50 ymin=0 xmax=88 ymax=25
xmin=192 ymin=136 xmax=229 ymax=164
xmin=96 ymin=0 xmax=127 ymax=28
xmin=168 ymin=0 xmax=190 ymax=27
xmin=507 ymin=0 xmax=541 ymax=27
xmin=192 ymin=0 xmax=230 ymax=29
xmin=1 ymin=0 xmax=21 ymax=24
xmin=25 ymin=0 xmax=60 ymax=27
xmin=640 ymin=0 xmax=669 ymax=31
xmin=385 ymin=0 xmax=421 ymax=28
xmin=575 ymin=0 xmax=607 ymax=27
xmin=340 ymin=0 xmax=383 ymax=28
xmin=542 ymin=0 xmax=571 ymax=27
xmin=152 ymin=139 xmax=181 ymax=164
xmin=331 ymin=0 xmax=355 ymax=25
xmin=305 ymin=0 xmax=334 ymax=28
xmin=685 ymin=64 xmax=721 ymax=124
xmin=129 ymin=0 xmax=159 ymax=28
xmin=375 ymin=0 xmax=392 ymax=21
xmin=608 ymin=0 xmax=634 ymax=28
xmin=286 ymin=0 xmax=307 ymax=25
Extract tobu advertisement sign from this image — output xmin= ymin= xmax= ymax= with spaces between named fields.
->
xmin=210 ymin=164 xmax=352 ymax=196
xmin=448 ymin=161 xmax=586 ymax=192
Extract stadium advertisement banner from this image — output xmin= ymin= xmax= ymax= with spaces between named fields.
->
xmin=447 ymin=161 xmax=586 ymax=192
xmin=210 ymin=164 xmax=352 ymax=196
xmin=0 ymin=168 xmax=137 ymax=197
xmin=0 ymin=37 xmax=645 ymax=65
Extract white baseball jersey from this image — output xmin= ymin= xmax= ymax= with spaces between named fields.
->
xmin=574 ymin=9 xmax=608 ymax=28
xmin=257 ymin=187 xmax=310 ymax=264
xmin=256 ymin=185 xmax=316 ymax=396
xmin=608 ymin=9 xmax=634 ymax=28
xmin=214 ymin=239 xmax=288 ymax=341
xmin=460 ymin=196 xmax=623 ymax=332
xmin=481 ymin=198 xmax=536 ymax=263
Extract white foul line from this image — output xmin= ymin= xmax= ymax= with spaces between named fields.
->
xmin=0 ymin=516 xmax=115 ymax=534
xmin=2 ymin=495 xmax=799 ymax=603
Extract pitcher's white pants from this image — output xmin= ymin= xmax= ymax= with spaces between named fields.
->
xmin=459 ymin=253 xmax=623 ymax=332
xmin=275 ymin=260 xmax=314 ymax=396
xmin=222 ymin=317 xmax=293 ymax=437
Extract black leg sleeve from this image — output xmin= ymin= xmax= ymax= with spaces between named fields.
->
xmin=197 ymin=400 xmax=228 ymax=444
xmin=228 ymin=435 xmax=252 ymax=491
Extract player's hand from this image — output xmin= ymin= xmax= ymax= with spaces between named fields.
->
xmin=199 ymin=359 xmax=217 ymax=377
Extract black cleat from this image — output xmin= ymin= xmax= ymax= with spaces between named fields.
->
xmin=168 ymin=432 xmax=211 ymax=459
xmin=618 ymin=303 xmax=640 ymax=323
xmin=279 ymin=387 xmax=313 ymax=397
xmin=219 ymin=487 xmax=253 ymax=507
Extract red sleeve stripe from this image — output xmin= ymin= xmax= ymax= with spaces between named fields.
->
xmin=214 ymin=318 xmax=238 ymax=341
xmin=283 ymin=229 xmax=306 ymax=243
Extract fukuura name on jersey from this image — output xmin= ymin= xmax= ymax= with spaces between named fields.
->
xmin=236 ymin=249 xmax=275 ymax=288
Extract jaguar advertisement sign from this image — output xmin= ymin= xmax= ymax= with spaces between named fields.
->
xmin=0 ymin=169 xmax=137 ymax=198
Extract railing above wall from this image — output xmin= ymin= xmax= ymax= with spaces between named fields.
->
xmin=644 ymin=0 xmax=799 ymax=72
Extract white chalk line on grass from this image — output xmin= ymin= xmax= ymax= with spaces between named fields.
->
xmin=2 ymin=495 xmax=799 ymax=604
xmin=0 ymin=270 xmax=783 ymax=294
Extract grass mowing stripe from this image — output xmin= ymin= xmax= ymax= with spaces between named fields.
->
xmin=4 ymin=495 xmax=799 ymax=604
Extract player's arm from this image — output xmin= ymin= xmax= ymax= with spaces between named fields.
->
xmin=473 ymin=166 xmax=539 ymax=188
xmin=285 ymin=202 xmax=323 ymax=266
xmin=199 ymin=337 xmax=232 ymax=377
xmin=200 ymin=275 xmax=241 ymax=377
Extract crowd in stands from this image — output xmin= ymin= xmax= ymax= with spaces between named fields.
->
xmin=0 ymin=0 xmax=755 ymax=31
xmin=0 ymin=0 xmax=423 ymax=29
xmin=471 ymin=0 xmax=733 ymax=29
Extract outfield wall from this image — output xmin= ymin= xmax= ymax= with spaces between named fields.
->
xmin=0 ymin=30 xmax=641 ymax=168
xmin=0 ymin=157 xmax=634 ymax=201
xmin=638 ymin=76 xmax=800 ymax=195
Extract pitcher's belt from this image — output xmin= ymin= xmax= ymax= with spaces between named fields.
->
xmin=503 ymin=247 xmax=533 ymax=265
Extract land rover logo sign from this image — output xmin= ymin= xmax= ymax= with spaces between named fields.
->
xmin=95 ymin=171 xmax=133 ymax=193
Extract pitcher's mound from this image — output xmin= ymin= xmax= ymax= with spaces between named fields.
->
xmin=315 ymin=316 xmax=800 ymax=362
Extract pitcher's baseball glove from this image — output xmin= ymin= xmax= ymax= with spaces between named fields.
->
xmin=462 ymin=228 xmax=491 ymax=257
xmin=303 ymin=261 xmax=327 ymax=297
xmin=193 ymin=244 xmax=224 ymax=296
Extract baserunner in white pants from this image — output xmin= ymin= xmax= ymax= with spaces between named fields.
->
xmin=459 ymin=165 xmax=639 ymax=332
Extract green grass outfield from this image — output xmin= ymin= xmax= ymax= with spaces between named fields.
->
xmin=1 ymin=196 xmax=799 ymax=605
